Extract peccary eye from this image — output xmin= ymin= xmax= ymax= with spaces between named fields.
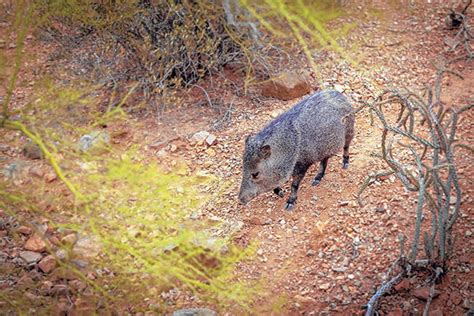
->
xmin=251 ymin=172 xmax=259 ymax=179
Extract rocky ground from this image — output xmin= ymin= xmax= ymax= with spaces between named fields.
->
xmin=1 ymin=1 xmax=473 ymax=315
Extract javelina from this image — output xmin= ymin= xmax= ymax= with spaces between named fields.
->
xmin=238 ymin=90 xmax=354 ymax=210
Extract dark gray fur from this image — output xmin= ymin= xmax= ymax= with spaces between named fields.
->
xmin=238 ymin=90 xmax=355 ymax=210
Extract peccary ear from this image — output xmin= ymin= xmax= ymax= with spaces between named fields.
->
xmin=245 ymin=135 xmax=252 ymax=144
xmin=258 ymin=144 xmax=271 ymax=159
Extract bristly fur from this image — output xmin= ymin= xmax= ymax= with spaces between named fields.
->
xmin=238 ymin=90 xmax=355 ymax=209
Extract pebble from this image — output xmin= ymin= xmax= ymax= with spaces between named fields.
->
xmin=319 ymin=283 xmax=331 ymax=290
xmin=19 ymin=251 xmax=42 ymax=264
xmin=413 ymin=287 xmax=439 ymax=301
xmin=38 ymin=255 xmax=57 ymax=273
xmin=17 ymin=226 xmax=32 ymax=235
xmin=24 ymin=234 xmax=47 ymax=252
xmin=61 ymin=233 xmax=78 ymax=245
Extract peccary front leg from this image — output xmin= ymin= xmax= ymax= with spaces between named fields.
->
xmin=342 ymin=145 xmax=350 ymax=169
xmin=273 ymin=187 xmax=284 ymax=198
xmin=311 ymin=158 xmax=329 ymax=186
xmin=285 ymin=162 xmax=310 ymax=211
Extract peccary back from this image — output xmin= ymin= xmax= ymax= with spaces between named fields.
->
xmin=238 ymin=90 xmax=354 ymax=207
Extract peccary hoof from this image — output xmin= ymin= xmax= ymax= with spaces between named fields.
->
xmin=311 ymin=179 xmax=321 ymax=186
xmin=284 ymin=202 xmax=295 ymax=211
xmin=342 ymin=156 xmax=349 ymax=169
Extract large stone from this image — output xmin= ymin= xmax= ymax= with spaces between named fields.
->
xmin=260 ymin=71 xmax=311 ymax=101
xmin=172 ymin=308 xmax=217 ymax=316
xmin=24 ymin=234 xmax=47 ymax=252
xmin=19 ymin=251 xmax=42 ymax=264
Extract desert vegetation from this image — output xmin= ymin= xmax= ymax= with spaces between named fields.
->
xmin=0 ymin=0 xmax=472 ymax=315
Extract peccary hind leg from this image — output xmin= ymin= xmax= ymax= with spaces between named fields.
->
xmin=285 ymin=162 xmax=310 ymax=210
xmin=273 ymin=187 xmax=284 ymax=198
xmin=342 ymin=145 xmax=350 ymax=169
xmin=311 ymin=158 xmax=329 ymax=186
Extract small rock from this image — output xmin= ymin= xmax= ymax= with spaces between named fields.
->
xmin=51 ymin=284 xmax=69 ymax=296
xmin=306 ymin=249 xmax=315 ymax=257
xmin=55 ymin=249 xmax=69 ymax=261
xmin=339 ymin=201 xmax=349 ymax=207
xmin=24 ymin=234 xmax=47 ymax=252
xmin=39 ymin=280 xmax=54 ymax=295
xmin=465 ymin=230 xmax=472 ymax=237
xmin=394 ymin=279 xmax=410 ymax=292
xmin=172 ymin=308 xmax=217 ymax=316
xmin=38 ymin=255 xmax=57 ymax=273
xmin=17 ymin=275 xmax=34 ymax=287
xmin=413 ymin=287 xmax=439 ymax=301
xmin=260 ymin=71 xmax=311 ymax=101
xmin=169 ymin=144 xmax=178 ymax=153
xmin=73 ymin=236 xmax=101 ymax=258
xmin=17 ymin=225 xmax=32 ymax=235
xmin=24 ymin=291 xmax=39 ymax=301
xmin=29 ymin=166 xmax=45 ymax=178
xmin=375 ymin=206 xmax=386 ymax=213
xmin=45 ymin=172 xmax=57 ymax=183
xmin=270 ymin=109 xmax=284 ymax=118
xmin=69 ymin=279 xmax=87 ymax=292
xmin=61 ymin=233 xmax=78 ymax=245
xmin=332 ymin=265 xmax=348 ymax=273
xmin=49 ymin=236 xmax=61 ymax=246
xmin=22 ymin=141 xmax=43 ymax=159
xmin=190 ymin=131 xmax=210 ymax=145
xmin=205 ymin=134 xmax=218 ymax=146
xmin=294 ymin=295 xmax=317 ymax=307
xmin=248 ymin=217 xmax=268 ymax=225
xmin=319 ymin=283 xmax=331 ymax=290
xmin=19 ymin=251 xmax=42 ymax=264
xmin=78 ymin=131 xmax=110 ymax=152
xmin=71 ymin=259 xmax=88 ymax=268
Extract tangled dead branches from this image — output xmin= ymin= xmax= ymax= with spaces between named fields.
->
xmin=38 ymin=0 xmax=264 ymax=101
xmin=360 ymin=42 xmax=473 ymax=316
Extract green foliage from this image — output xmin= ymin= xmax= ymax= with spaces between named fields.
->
xmin=0 ymin=76 xmax=258 ymax=312
xmin=1 ymin=6 xmax=258 ymax=306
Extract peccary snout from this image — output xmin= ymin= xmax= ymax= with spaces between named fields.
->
xmin=238 ymin=139 xmax=284 ymax=205
xmin=238 ymin=179 xmax=257 ymax=204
